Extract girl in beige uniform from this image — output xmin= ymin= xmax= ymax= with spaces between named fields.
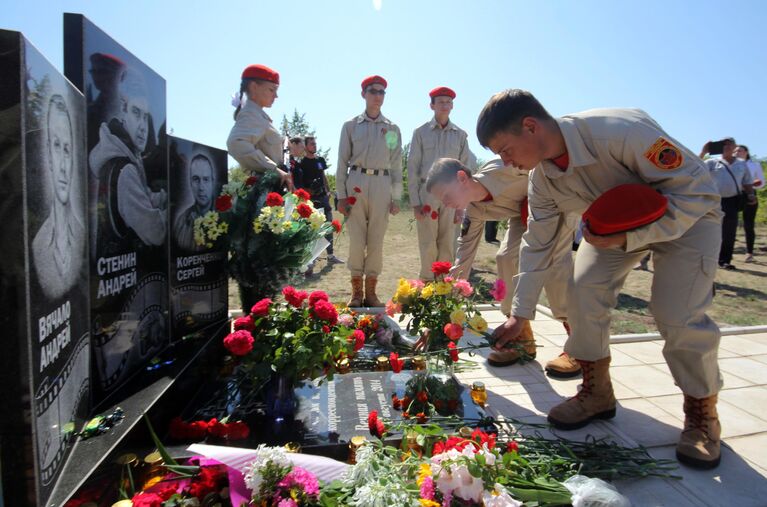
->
xmin=227 ymin=64 xmax=292 ymax=189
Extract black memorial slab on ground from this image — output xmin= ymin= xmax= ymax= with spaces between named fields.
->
xmin=0 ymin=29 xmax=91 ymax=507
xmin=64 ymin=13 xmax=170 ymax=408
xmin=168 ymin=136 xmax=228 ymax=341
xmin=185 ymin=370 xmax=490 ymax=461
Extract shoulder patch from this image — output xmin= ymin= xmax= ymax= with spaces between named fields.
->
xmin=643 ymin=137 xmax=684 ymax=170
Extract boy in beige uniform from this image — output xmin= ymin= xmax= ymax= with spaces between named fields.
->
xmin=481 ymin=89 xmax=723 ymax=470
xmin=336 ymin=75 xmax=403 ymax=307
xmin=408 ymin=87 xmax=470 ymax=280
xmin=426 ymin=157 xmax=578 ymax=375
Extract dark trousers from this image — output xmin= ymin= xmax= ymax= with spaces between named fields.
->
xmin=743 ymin=199 xmax=758 ymax=254
xmin=485 ymin=221 xmax=498 ymax=242
xmin=720 ymin=195 xmax=741 ymax=264
xmin=314 ymin=194 xmax=334 ymax=254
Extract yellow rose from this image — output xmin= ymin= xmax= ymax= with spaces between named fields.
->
xmin=395 ymin=278 xmax=414 ymax=302
xmin=421 ymin=283 xmax=435 ymax=299
xmin=469 ymin=315 xmax=488 ymax=333
xmin=450 ymin=309 xmax=466 ymax=325
xmin=434 ymin=281 xmax=452 ymax=296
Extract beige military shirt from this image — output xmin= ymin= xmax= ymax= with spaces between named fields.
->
xmin=226 ymin=100 xmax=283 ymax=174
xmin=336 ymin=112 xmax=403 ymax=200
xmin=513 ymin=108 xmax=722 ymax=319
xmin=451 ymin=158 xmax=527 ymax=278
xmin=407 ymin=118 xmax=470 ymax=206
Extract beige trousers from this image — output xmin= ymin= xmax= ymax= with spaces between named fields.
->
xmin=566 ymin=216 xmax=722 ymax=398
xmin=416 ymin=191 xmax=457 ymax=280
xmin=345 ymin=170 xmax=392 ymax=277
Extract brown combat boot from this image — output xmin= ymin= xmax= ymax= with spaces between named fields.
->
xmin=363 ymin=276 xmax=383 ymax=307
xmin=488 ymin=319 xmax=537 ymax=366
xmin=545 ymin=353 xmax=582 ymax=379
xmin=547 ymin=357 xmax=616 ymax=430
xmin=676 ymin=394 xmax=721 ymax=469
xmin=348 ymin=276 xmax=364 ymax=307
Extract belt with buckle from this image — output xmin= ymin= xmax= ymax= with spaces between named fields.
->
xmin=350 ymin=165 xmax=389 ymax=176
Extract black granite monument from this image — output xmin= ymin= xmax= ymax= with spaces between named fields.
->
xmin=0 ymin=29 xmax=91 ymax=507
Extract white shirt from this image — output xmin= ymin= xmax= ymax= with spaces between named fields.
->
xmin=742 ymin=159 xmax=764 ymax=189
xmin=705 ymin=158 xmax=753 ymax=198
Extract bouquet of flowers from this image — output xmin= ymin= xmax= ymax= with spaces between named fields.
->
xmin=390 ymin=372 xmax=462 ymax=423
xmin=388 ymin=262 xmax=489 ymax=364
xmin=194 ymin=172 xmax=341 ymax=309
xmin=224 ymin=287 xmax=357 ymax=386
xmin=242 ymin=445 xmax=320 ymax=507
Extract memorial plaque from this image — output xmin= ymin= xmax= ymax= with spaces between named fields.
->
xmin=0 ymin=29 xmax=90 ymax=507
xmin=168 ymin=136 xmax=228 ymax=340
xmin=64 ymin=13 xmax=170 ymax=405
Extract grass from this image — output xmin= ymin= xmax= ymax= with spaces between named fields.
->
xmin=229 ymin=212 xmax=767 ymax=335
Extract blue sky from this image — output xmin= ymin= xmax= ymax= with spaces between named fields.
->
xmin=5 ymin=0 xmax=767 ymax=165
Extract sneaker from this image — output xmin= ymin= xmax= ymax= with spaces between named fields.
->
xmin=327 ymin=254 xmax=345 ymax=265
xmin=745 ymin=254 xmax=754 ymax=263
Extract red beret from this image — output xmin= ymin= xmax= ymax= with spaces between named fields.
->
xmin=429 ymin=86 xmax=456 ymax=99
xmin=582 ymin=184 xmax=668 ymax=236
xmin=361 ymin=75 xmax=387 ymax=90
xmin=90 ymin=53 xmax=125 ymax=70
xmin=241 ymin=64 xmax=280 ymax=84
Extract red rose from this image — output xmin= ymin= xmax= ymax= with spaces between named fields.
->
xmin=297 ymin=202 xmax=313 ymax=219
xmin=206 ymin=418 xmax=228 ymax=439
xmin=294 ymin=188 xmax=311 ymax=201
xmin=215 ymin=194 xmax=233 ymax=212
xmin=225 ymin=421 xmax=250 ymax=440
xmin=417 ymin=391 xmax=428 ymax=403
xmin=309 ymin=290 xmax=329 ymax=306
xmin=422 ymin=204 xmax=431 ymax=213
xmin=131 ymin=493 xmax=165 ymax=507
xmin=443 ymin=323 xmax=464 ymax=341
xmin=322 ymin=325 xmax=330 ymax=333
xmin=245 ymin=176 xmax=258 ymax=186
xmin=507 ymin=441 xmax=519 ymax=453
xmin=431 ymin=261 xmax=452 ymax=276
xmin=389 ymin=352 xmax=404 ymax=373
xmin=233 ymin=315 xmax=255 ymax=331
xmin=282 ymin=286 xmax=309 ymax=307
xmin=312 ymin=299 xmax=338 ymax=325
xmin=431 ymin=211 xmax=439 ymax=220
xmin=448 ymin=341 xmax=459 ymax=362
xmin=265 ymin=192 xmax=284 ymax=207
xmin=353 ymin=186 xmax=362 ymax=193
xmin=353 ymin=329 xmax=366 ymax=352
xmin=250 ymin=298 xmax=272 ymax=317
xmin=331 ymin=219 xmax=342 ymax=233
xmin=224 ymin=330 xmax=254 ymax=356
xmin=347 ymin=196 xmax=357 ymax=205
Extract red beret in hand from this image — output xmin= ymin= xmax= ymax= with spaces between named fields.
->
xmin=582 ymin=184 xmax=668 ymax=235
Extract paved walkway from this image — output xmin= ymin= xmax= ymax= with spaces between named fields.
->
xmin=454 ymin=309 xmax=767 ymax=507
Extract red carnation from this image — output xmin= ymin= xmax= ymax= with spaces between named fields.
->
xmin=131 ymin=493 xmax=165 ymax=507
xmin=431 ymin=211 xmax=439 ymax=220
xmin=283 ymin=286 xmax=309 ymax=307
xmin=297 ymin=202 xmax=313 ymax=219
xmin=422 ymin=204 xmax=432 ymax=213
xmin=507 ymin=441 xmax=519 ymax=453
xmin=444 ymin=323 xmax=464 ymax=341
xmin=448 ymin=341 xmax=459 ymax=362
xmin=265 ymin=192 xmax=284 ymax=207
xmin=169 ymin=417 xmax=190 ymax=440
xmin=353 ymin=329 xmax=366 ymax=352
xmin=294 ymin=188 xmax=311 ymax=201
xmin=347 ymin=196 xmax=357 ymax=205
xmin=250 ymin=298 xmax=272 ymax=317
xmin=233 ymin=315 xmax=255 ymax=332
xmin=188 ymin=466 xmax=223 ymax=499
xmin=206 ymin=418 xmax=228 ymax=439
xmin=353 ymin=186 xmax=362 ymax=193
xmin=226 ymin=421 xmax=250 ymax=440
xmin=367 ymin=410 xmax=385 ymax=438
xmin=312 ymin=299 xmax=338 ymax=325
xmin=471 ymin=428 xmax=497 ymax=450
xmin=416 ymin=412 xmax=428 ymax=424
xmin=389 ymin=352 xmax=404 ymax=373
xmin=215 ymin=194 xmax=233 ymax=212
xmin=245 ymin=176 xmax=258 ymax=186
xmin=417 ymin=391 xmax=428 ymax=403
xmin=391 ymin=394 xmax=402 ymax=410
xmin=331 ymin=219 xmax=342 ymax=233
xmin=309 ymin=290 xmax=329 ymax=306
xmin=431 ymin=261 xmax=452 ymax=276
xmin=447 ymin=399 xmax=459 ymax=411
xmin=322 ymin=325 xmax=330 ymax=334
xmin=224 ymin=330 xmax=254 ymax=356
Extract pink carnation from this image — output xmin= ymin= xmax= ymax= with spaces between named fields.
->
xmin=409 ymin=279 xmax=425 ymax=290
xmin=276 ymin=467 xmax=320 ymax=498
xmin=420 ymin=475 xmax=436 ymax=501
xmin=489 ymin=279 xmax=506 ymax=302
xmin=454 ymin=279 xmax=473 ymax=297
xmin=385 ymin=299 xmax=402 ymax=317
